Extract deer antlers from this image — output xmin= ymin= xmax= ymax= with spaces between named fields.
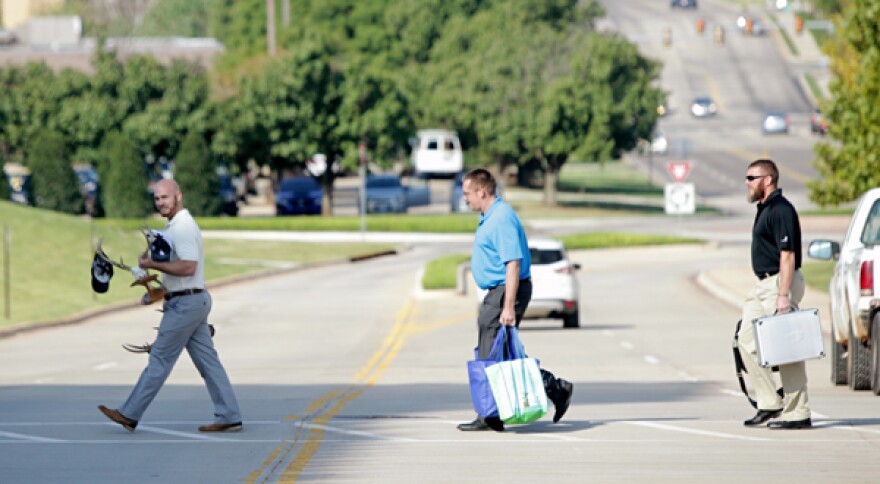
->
xmin=95 ymin=238 xmax=167 ymax=304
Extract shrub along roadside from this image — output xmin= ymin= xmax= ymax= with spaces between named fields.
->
xmin=421 ymin=232 xmax=702 ymax=290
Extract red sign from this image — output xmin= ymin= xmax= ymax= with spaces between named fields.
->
xmin=666 ymin=161 xmax=691 ymax=183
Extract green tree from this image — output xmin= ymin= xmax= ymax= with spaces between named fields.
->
xmin=174 ymin=131 xmax=221 ymax=216
xmin=101 ymin=132 xmax=152 ymax=218
xmin=809 ymin=0 xmax=880 ymax=205
xmin=0 ymin=167 xmax=10 ymax=202
xmin=26 ymin=131 xmax=83 ymax=214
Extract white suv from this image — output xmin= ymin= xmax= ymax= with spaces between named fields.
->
xmin=476 ymin=237 xmax=581 ymax=328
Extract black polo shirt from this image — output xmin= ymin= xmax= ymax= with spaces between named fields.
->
xmin=752 ymin=189 xmax=802 ymax=278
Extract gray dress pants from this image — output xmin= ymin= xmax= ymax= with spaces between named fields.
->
xmin=120 ymin=291 xmax=242 ymax=424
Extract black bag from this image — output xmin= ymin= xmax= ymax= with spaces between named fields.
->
xmin=733 ymin=319 xmax=783 ymax=409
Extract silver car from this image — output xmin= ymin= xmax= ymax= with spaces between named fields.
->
xmin=762 ymin=111 xmax=789 ymax=134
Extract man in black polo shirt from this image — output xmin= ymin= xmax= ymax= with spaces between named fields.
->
xmin=737 ymin=159 xmax=810 ymax=429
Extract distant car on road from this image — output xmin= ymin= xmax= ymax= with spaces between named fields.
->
xmin=671 ymin=0 xmax=697 ymax=8
xmin=762 ymin=111 xmax=790 ymax=134
xmin=362 ymin=174 xmax=430 ymax=214
xmin=811 ymin=109 xmax=828 ymax=135
xmin=475 ymin=237 xmax=581 ymax=328
xmin=275 ymin=176 xmax=323 ymax=215
xmin=650 ymin=129 xmax=668 ymax=155
xmin=690 ymin=97 xmax=717 ymax=117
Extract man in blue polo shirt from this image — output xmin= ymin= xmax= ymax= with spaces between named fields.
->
xmin=457 ymin=168 xmax=573 ymax=432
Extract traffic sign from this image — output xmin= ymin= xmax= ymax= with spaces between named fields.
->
xmin=665 ymin=183 xmax=695 ymax=215
xmin=666 ymin=161 xmax=691 ymax=183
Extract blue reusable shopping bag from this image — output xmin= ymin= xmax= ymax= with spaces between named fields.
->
xmin=467 ymin=326 xmax=508 ymax=418
xmin=485 ymin=327 xmax=548 ymax=424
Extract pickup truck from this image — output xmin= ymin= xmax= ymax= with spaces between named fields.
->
xmin=808 ymin=187 xmax=880 ymax=394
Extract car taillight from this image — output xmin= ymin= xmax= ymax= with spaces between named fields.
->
xmin=564 ymin=300 xmax=576 ymax=309
xmin=860 ymin=260 xmax=874 ymax=296
xmin=555 ymin=265 xmax=574 ymax=274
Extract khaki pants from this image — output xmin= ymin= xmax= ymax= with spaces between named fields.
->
xmin=737 ymin=271 xmax=809 ymax=421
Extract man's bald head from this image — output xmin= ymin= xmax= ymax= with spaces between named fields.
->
xmin=153 ymin=178 xmax=184 ymax=219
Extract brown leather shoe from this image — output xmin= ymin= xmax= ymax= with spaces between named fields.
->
xmin=98 ymin=405 xmax=137 ymax=432
xmin=198 ymin=422 xmax=243 ymax=432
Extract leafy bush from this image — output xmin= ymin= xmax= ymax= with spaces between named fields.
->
xmin=100 ymin=132 xmax=152 ymax=218
xmin=175 ymin=131 xmax=221 ymax=216
xmin=26 ymin=131 xmax=83 ymax=214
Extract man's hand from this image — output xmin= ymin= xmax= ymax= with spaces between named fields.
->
xmin=776 ymin=294 xmax=792 ymax=313
xmin=500 ymin=307 xmax=516 ymax=326
xmin=138 ymin=253 xmax=153 ymax=270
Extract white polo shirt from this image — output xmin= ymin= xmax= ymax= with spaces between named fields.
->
xmin=162 ymin=208 xmax=205 ymax=292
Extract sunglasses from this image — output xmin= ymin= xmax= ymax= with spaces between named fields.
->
xmin=745 ymin=175 xmax=768 ymax=181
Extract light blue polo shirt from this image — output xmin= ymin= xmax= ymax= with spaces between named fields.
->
xmin=471 ymin=197 xmax=531 ymax=290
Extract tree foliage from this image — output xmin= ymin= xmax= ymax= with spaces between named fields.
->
xmin=810 ymin=0 xmax=880 ymax=205
xmin=174 ymin=131 xmax=221 ymax=216
xmin=26 ymin=131 xmax=83 ymax=214
xmin=101 ymin=132 xmax=152 ymax=219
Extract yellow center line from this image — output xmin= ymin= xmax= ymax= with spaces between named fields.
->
xmin=247 ymin=299 xmax=419 ymax=483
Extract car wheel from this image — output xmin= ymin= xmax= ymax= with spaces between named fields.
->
xmin=872 ymin=315 xmax=880 ymax=395
xmin=830 ymin=331 xmax=848 ymax=386
xmin=848 ymin=323 xmax=872 ymax=390
xmin=562 ymin=311 xmax=579 ymax=328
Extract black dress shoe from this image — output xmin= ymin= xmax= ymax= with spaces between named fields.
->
xmin=457 ymin=417 xmax=504 ymax=432
xmin=743 ymin=408 xmax=782 ymax=427
xmin=484 ymin=416 xmax=504 ymax=432
xmin=552 ymin=380 xmax=574 ymax=423
xmin=457 ymin=419 xmax=491 ymax=431
xmin=768 ymin=418 xmax=812 ymax=429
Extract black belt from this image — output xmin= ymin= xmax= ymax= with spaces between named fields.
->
xmin=488 ymin=278 xmax=531 ymax=290
xmin=165 ymin=288 xmax=205 ymax=300
xmin=757 ymin=272 xmax=778 ymax=280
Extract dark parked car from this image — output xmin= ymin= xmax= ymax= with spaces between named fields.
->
xmin=275 ymin=176 xmax=323 ymax=215
xmin=218 ymin=174 xmax=240 ymax=216
xmin=450 ymin=171 xmax=469 ymax=213
xmin=362 ymin=174 xmax=430 ymax=214
xmin=73 ymin=163 xmax=100 ymax=216
xmin=811 ymin=109 xmax=828 ymax=135
xmin=671 ymin=0 xmax=697 ymax=8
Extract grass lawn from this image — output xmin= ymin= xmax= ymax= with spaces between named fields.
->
xmin=802 ymin=259 xmax=834 ymax=293
xmin=0 ymin=202 xmax=395 ymax=330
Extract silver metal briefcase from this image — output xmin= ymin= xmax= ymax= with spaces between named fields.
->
xmin=752 ymin=308 xmax=825 ymax=368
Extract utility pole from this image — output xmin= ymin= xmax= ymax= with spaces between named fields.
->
xmin=282 ymin=0 xmax=291 ymax=27
xmin=267 ymin=0 xmax=276 ymax=56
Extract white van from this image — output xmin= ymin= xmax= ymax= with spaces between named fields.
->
xmin=412 ymin=129 xmax=463 ymax=175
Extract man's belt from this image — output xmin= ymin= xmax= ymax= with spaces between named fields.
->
xmin=488 ymin=278 xmax=531 ymax=290
xmin=165 ymin=288 xmax=205 ymax=300
xmin=757 ymin=272 xmax=778 ymax=280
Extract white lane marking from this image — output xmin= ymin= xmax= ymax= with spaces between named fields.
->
xmin=602 ymin=330 xmax=615 ymax=337
xmin=0 ymin=431 xmax=64 ymax=443
xmin=720 ymin=389 xmax=742 ymax=397
xmin=296 ymin=422 xmax=417 ymax=442
xmin=623 ymin=421 xmax=771 ymax=442
xmin=92 ymin=362 xmax=117 ymax=371
xmin=644 ymin=355 xmax=660 ymax=365
xmin=620 ymin=341 xmax=634 ymax=350
xmin=129 ymin=425 xmax=238 ymax=442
